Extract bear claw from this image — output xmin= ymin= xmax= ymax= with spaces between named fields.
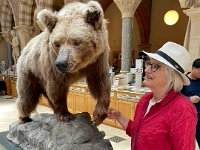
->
xmin=19 ymin=117 xmax=33 ymax=124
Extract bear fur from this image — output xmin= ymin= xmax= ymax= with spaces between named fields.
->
xmin=16 ymin=1 xmax=110 ymax=126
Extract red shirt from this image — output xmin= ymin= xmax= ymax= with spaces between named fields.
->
xmin=126 ymin=90 xmax=197 ymax=150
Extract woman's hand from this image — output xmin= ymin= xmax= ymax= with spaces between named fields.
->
xmin=107 ymin=108 xmax=121 ymax=120
xmin=107 ymin=108 xmax=129 ymax=130
xmin=190 ymin=96 xmax=200 ymax=103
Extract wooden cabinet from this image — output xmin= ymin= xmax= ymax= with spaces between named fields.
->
xmin=6 ymin=78 xmax=143 ymax=129
xmin=39 ymin=86 xmax=140 ymax=129
xmin=74 ymin=92 xmax=87 ymax=113
xmin=103 ymin=97 xmax=116 ymax=127
xmin=67 ymin=91 xmax=74 ymax=113
xmin=0 ymin=75 xmax=17 ymax=96
xmin=85 ymin=93 xmax=96 ymax=117
xmin=115 ymin=99 xmax=135 ymax=129
xmin=1 ymin=74 xmax=142 ymax=128
xmin=39 ymin=95 xmax=49 ymax=107
xmin=11 ymin=79 xmax=17 ymax=97
xmin=5 ymin=79 xmax=12 ymax=96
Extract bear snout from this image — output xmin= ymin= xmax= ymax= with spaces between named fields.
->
xmin=55 ymin=60 xmax=68 ymax=73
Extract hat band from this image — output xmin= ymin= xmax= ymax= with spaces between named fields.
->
xmin=156 ymin=51 xmax=184 ymax=73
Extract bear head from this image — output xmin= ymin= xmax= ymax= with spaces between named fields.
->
xmin=37 ymin=1 xmax=109 ymax=74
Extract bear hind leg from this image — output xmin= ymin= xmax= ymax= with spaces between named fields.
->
xmin=17 ymin=76 xmax=41 ymax=124
xmin=17 ymin=91 xmax=40 ymax=124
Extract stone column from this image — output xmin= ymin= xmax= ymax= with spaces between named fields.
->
xmin=1 ymin=31 xmax=13 ymax=66
xmin=0 ymin=34 xmax=3 ymax=42
xmin=14 ymin=25 xmax=33 ymax=50
xmin=183 ymin=7 xmax=200 ymax=64
xmin=113 ymin=0 xmax=142 ymax=73
xmin=6 ymin=44 xmax=13 ymax=66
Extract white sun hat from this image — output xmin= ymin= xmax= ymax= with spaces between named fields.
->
xmin=143 ymin=41 xmax=191 ymax=85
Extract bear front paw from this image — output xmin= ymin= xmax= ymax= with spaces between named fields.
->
xmin=56 ymin=112 xmax=74 ymax=122
xmin=92 ymin=109 xmax=108 ymax=126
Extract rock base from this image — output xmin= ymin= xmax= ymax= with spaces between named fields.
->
xmin=7 ymin=112 xmax=113 ymax=150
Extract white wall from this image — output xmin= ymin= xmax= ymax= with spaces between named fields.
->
xmin=149 ymin=0 xmax=189 ymax=52
xmin=104 ymin=0 xmax=189 ymax=64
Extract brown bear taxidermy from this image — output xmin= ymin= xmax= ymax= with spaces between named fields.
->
xmin=16 ymin=1 xmax=111 ymax=126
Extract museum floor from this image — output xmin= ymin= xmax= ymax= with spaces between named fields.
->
xmin=0 ymin=95 xmax=131 ymax=150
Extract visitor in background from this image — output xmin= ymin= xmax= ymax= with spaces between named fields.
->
xmin=182 ymin=58 xmax=200 ymax=148
xmin=138 ymin=52 xmax=148 ymax=79
xmin=107 ymin=42 xmax=197 ymax=150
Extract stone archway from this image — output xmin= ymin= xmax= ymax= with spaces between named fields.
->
xmin=135 ymin=2 xmax=151 ymax=44
xmin=0 ymin=0 xmax=13 ymax=43
xmin=14 ymin=0 xmax=34 ymax=50
xmin=7 ymin=0 xmax=20 ymax=27
xmin=32 ymin=0 xmax=54 ymax=36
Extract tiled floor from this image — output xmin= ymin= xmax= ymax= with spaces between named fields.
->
xmin=0 ymin=95 xmax=131 ymax=150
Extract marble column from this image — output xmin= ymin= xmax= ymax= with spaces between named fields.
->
xmin=183 ymin=7 xmax=200 ymax=65
xmin=14 ymin=25 xmax=33 ymax=50
xmin=113 ymin=0 xmax=142 ymax=73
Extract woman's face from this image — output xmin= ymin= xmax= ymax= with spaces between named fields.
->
xmin=143 ymin=59 xmax=168 ymax=90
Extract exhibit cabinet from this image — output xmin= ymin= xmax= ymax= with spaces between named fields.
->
xmin=39 ymin=83 xmax=146 ymax=129
xmin=0 ymin=74 xmax=17 ymax=97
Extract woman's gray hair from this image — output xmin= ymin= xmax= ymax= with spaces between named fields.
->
xmin=164 ymin=65 xmax=185 ymax=92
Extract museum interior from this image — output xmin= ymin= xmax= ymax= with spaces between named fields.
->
xmin=0 ymin=0 xmax=200 ymax=149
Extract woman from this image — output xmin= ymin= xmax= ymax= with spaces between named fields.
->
xmin=107 ymin=42 xmax=197 ymax=150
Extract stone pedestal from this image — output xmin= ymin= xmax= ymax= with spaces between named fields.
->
xmin=7 ymin=112 xmax=113 ymax=150
xmin=184 ymin=7 xmax=200 ymax=64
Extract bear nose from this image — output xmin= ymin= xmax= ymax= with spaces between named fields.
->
xmin=55 ymin=61 xmax=68 ymax=72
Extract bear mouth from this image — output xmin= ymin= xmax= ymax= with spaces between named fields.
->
xmin=56 ymin=67 xmax=67 ymax=73
xmin=55 ymin=59 xmax=81 ymax=74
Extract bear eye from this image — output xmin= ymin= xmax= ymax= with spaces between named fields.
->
xmin=54 ymin=42 xmax=61 ymax=48
xmin=73 ymin=41 xmax=81 ymax=47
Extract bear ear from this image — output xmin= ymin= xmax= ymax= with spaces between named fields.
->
xmin=37 ymin=9 xmax=58 ymax=32
xmin=84 ymin=1 xmax=104 ymax=30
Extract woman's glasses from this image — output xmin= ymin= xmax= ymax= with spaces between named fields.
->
xmin=145 ymin=60 xmax=161 ymax=72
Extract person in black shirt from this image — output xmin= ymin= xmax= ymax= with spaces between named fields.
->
xmin=182 ymin=58 xmax=200 ymax=147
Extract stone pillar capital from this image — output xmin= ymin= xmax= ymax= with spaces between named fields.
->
xmin=183 ymin=7 xmax=200 ymax=17
xmin=13 ymin=25 xmax=33 ymax=50
xmin=1 ymin=31 xmax=12 ymax=44
xmin=182 ymin=7 xmax=200 ymax=63
xmin=179 ymin=0 xmax=200 ymax=8
xmin=113 ymin=0 xmax=142 ymax=18
xmin=14 ymin=25 xmax=33 ymax=34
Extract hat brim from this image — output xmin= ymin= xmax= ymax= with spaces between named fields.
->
xmin=143 ymin=51 xmax=190 ymax=85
